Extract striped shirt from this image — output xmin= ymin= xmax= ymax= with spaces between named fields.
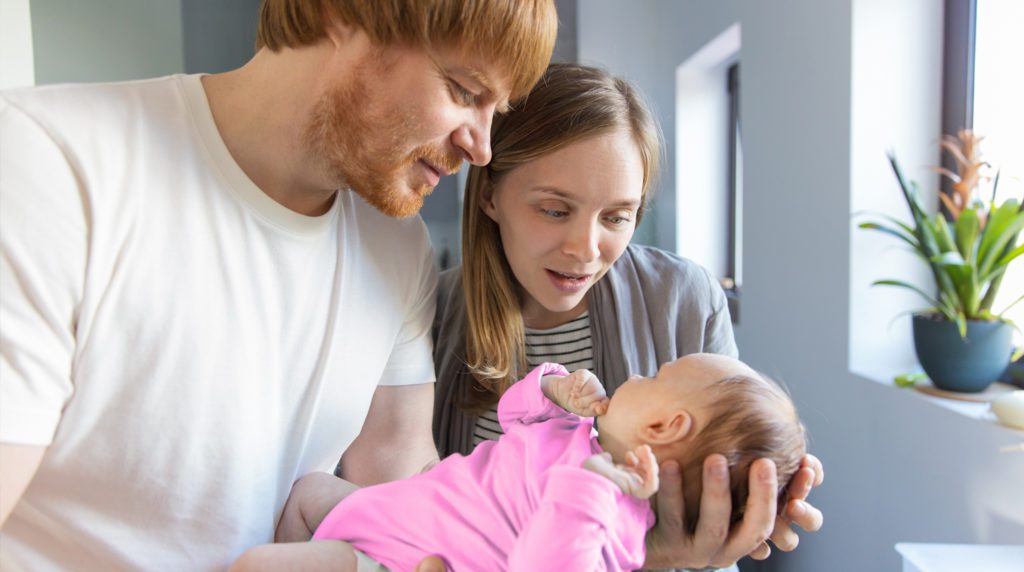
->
xmin=472 ymin=313 xmax=594 ymax=446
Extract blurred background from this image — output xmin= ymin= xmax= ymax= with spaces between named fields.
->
xmin=2 ymin=1 xmax=1021 ymax=570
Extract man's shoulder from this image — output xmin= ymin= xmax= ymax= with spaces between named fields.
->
xmin=4 ymin=75 xmax=186 ymax=112
xmin=438 ymin=265 xmax=462 ymax=293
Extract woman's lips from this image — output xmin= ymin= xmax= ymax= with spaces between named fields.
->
xmin=545 ymin=269 xmax=593 ymax=293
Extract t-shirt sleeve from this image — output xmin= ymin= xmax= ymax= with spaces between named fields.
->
xmin=0 ymin=97 xmax=86 ymax=445
xmin=375 ymin=230 xmax=438 ymax=387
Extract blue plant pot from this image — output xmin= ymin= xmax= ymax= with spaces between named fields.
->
xmin=912 ymin=314 xmax=1013 ymax=393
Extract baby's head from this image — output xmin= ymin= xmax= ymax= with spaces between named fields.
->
xmin=598 ymin=353 xmax=807 ymax=535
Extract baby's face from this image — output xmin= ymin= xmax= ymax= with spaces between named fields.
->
xmin=601 ymin=353 xmax=759 ymax=440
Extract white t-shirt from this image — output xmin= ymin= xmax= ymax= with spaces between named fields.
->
xmin=0 ymin=75 xmax=437 ymax=570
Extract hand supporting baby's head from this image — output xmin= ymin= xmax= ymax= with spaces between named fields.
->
xmin=671 ymin=370 xmax=806 ymax=535
xmin=598 ymin=353 xmax=807 ymax=536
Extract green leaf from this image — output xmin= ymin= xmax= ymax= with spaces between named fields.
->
xmin=872 ymin=279 xmax=943 ymax=309
xmin=978 ymin=201 xmax=1024 ymax=276
xmin=894 ymin=372 xmax=927 ymax=387
xmin=999 ymin=292 xmax=1024 ymax=316
xmin=954 ymin=207 xmax=980 ymax=260
xmin=931 ymin=215 xmax=958 ymax=254
xmin=998 ymin=243 xmax=1024 ymax=267
xmin=859 ymin=222 xmax=922 ymax=250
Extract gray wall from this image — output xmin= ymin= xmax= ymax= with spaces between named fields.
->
xmin=182 ymin=0 xmax=261 ymax=74
xmin=577 ymin=1 xmax=1024 ymax=571
xmin=29 ymin=0 xmax=260 ymax=84
xmin=30 ymin=0 xmax=185 ymax=84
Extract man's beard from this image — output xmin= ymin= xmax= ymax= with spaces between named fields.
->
xmin=304 ymin=65 xmax=463 ymax=219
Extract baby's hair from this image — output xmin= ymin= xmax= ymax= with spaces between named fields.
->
xmin=674 ymin=373 xmax=807 ymax=536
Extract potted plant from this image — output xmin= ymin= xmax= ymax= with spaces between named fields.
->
xmin=860 ymin=130 xmax=1024 ymax=392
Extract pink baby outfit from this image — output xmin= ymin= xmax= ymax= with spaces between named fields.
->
xmin=313 ymin=362 xmax=654 ymax=571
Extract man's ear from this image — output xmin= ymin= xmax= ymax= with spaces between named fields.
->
xmin=322 ymin=5 xmax=357 ymax=49
xmin=479 ymin=185 xmax=499 ymax=223
xmin=642 ymin=410 xmax=693 ymax=445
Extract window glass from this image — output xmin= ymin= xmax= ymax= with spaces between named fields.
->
xmin=974 ymin=0 xmax=1024 ymax=338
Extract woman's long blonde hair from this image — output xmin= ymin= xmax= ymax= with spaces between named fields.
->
xmin=460 ymin=63 xmax=662 ymax=412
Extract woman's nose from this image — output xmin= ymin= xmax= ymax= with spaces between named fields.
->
xmin=562 ymin=221 xmax=600 ymax=263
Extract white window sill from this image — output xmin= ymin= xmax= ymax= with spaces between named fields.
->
xmin=851 ymin=364 xmax=1024 ymax=435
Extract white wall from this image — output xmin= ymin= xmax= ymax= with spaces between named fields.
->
xmin=578 ymin=1 xmax=1024 ymax=571
xmin=0 ymin=0 xmax=35 ymax=89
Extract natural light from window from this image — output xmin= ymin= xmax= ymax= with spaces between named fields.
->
xmin=974 ymin=0 xmax=1023 ymax=343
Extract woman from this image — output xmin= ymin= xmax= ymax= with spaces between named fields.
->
xmin=432 ymin=63 xmax=823 ymax=569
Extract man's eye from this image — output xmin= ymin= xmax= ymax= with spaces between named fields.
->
xmin=447 ymin=80 xmax=476 ymax=105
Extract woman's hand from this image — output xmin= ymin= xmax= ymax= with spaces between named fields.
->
xmin=643 ymin=454 xmax=824 ymax=568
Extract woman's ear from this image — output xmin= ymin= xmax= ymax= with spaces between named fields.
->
xmin=642 ymin=410 xmax=693 ymax=445
xmin=479 ymin=185 xmax=499 ymax=223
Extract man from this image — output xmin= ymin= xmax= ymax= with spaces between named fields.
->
xmin=1 ymin=1 xmax=821 ymax=569
xmin=0 ymin=1 xmax=554 ymax=569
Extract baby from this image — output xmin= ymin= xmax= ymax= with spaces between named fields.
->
xmin=232 ymin=353 xmax=807 ymax=572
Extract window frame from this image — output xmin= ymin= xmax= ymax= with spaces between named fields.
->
xmin=940 ymin=0 xmax=977 ymax=213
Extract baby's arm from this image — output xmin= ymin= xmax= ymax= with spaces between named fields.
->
xmin=508 ymin=464 xmax=650 ymax=571
xmin=541 ymin=369 xmax=610 ymax=417
xmin=583 ymin=444 xmax=660 ymax=500
xmin=275 ymin=472 xmax=359 ymax=542
xmin=230 ymin=540 xmax=360 ymax=572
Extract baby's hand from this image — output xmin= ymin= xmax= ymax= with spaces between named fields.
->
xmin=542 ymin=369 xmax=609 ymax=417
xmin=583 ymin=445 xmax=660 ymax=500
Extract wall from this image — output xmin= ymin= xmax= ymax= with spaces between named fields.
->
xmin=30 ymin=0 xmax=185 ymax=84
xmin=577 ymin=1 xmax=1024 ymax=571
xmin=182 ymin=0 xmax=261 ymax=74
xmin=1 ymin=0 xmax=35 ymax=89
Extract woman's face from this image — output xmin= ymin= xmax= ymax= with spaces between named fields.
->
xmin=481 ymin=130 xmax=645 ymax=329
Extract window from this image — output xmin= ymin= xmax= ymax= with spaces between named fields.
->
xmin=945 ymin=0 xmax=1023 ymax=341
xmin=674 ymin=23 xmax=741 ymax=323
xmin=723 ymin=62 xmax=742 ymax=322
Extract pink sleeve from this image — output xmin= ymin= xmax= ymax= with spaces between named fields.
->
xmin=496 ymin=363 xmax=571 ymax=432
xmin=507 ymin=465 xmax=646 ymax=572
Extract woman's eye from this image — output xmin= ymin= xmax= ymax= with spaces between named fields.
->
xmin=605 ymin=215 xmax=632 ymax=225
xmin=542 ymin=209 xmax=568 ymax=219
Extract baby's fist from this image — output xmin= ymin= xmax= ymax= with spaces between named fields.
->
xmin=565 ymin=369 xmax=609 ymax=417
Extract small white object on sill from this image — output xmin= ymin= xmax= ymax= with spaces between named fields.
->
xmin=991 ymin=391 xmax=1024 ymax=430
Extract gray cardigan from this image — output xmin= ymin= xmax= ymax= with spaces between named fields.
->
xmin=432 ymin=244 xmax=738 ymax=458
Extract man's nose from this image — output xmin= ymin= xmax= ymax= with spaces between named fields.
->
xmin=451 ymin=108 xmax=493 ymax=166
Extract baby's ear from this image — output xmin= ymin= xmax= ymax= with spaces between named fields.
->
xmin=642 ymin=410 xmax=693 ymax=445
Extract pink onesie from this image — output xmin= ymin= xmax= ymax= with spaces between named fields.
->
xmin=313 ymin=362 xmax=654 ymax=571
